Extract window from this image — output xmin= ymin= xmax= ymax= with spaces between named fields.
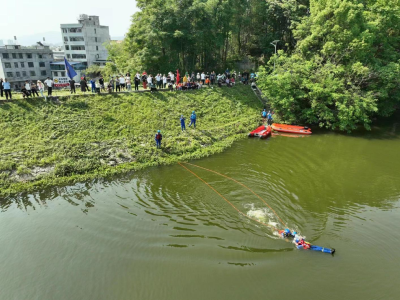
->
xmin=16 ymin=72 xmax=21 ymax=77
xmin=65 ymin=45 xmax=70 ymax=50
xmin=64 ymin=36 xmax=68 ymax=42
xmin=39 ymin=62 xmax=45 ymax=67
xmin=28 ymin=62 xmax=34 ymax=68
xmin=61 ymin=72 xmax=66 ymax=77
xmin=14 ymin=62 xmax=18 ymax=68
xmin=54 ymin=71 xmax=58 ymax=76
xmin=95 ymin=37 xmax=97 ymax=42
xmin=6 ymin=72 xmax=13 ymax=77
xmin=62 ymin=28 xmax=68 ymax=33
xmin=20 ymin=62 xmax=25 ymax=67
xmin=26 ymin=53 xmax=32 ymax=59
xmin=66 ymin=54 xmax=71 ymax=59
xmin=38 ymin=54 xmax=43 ymax=59
xmin=72 ymin=54 xmax=86 ymax=59
xmin=96 ymin=46 xmax=98 ymax=51
xmin=71 ymin=45 xmax=85 ymax=50
xmin=22 ymin=71 xmax=27 ymax=77
xmin=94 ymin=29 xmax=96 ymax=34
xmin=70 ymin=37 xmax=84 ymax=41
xmin=18 ymin=53 xmax=23 ymax=58
xmin=2 ymin=53 xmax=9 ymax=59
xmin=12 ymin=53 xmax=17 ymax=59
xmin=41 ymin=70 xmax=47 ymax=76
xmin=69 ymin=28 xmax=82 ymax=33
xmin=30 ymin=71 xmax=36 ymax=76
xmin=4 ymin=63 xmax=12 ymax=68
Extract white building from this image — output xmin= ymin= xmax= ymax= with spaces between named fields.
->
xmin=0 ymin=44 xmax=53 ymax=90
xmin=60 ymin=14 xmax=110 ymax=67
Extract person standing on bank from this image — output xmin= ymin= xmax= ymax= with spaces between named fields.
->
xmin=25 ymin=80 xmax=31 ymax=95
xmin=37 ymin=80 xmax=45 ymax=99
xmin=0 ymin=78 xmax=4 ymax=98
xmin=44 ymin=77 xmax=53 ymax=96
xmin=142 ymin=72 xmax=148 ymax=89
xmin=180 ymin=115 xmax=186 ymax=131
xmin=69 ymin=78 xmax=76 ymax=94
xmin=189 ymin=111 xmax=197 ymax=128
xmin=2 ymin=79 xmax=11 ymax=100
xmin=155 ymin=130 xmax=162 ymax=149
xmin=30 ymin=81 xmax=39 ymax=97
xmin=134 ymin=75 xmax=140 ymax=91
xmin=99 ymin=76 xmax=105 ymax=92
xmin=115 ymin=76 xmax=121 ymax=92
xmin=119 ymin=75 xmax=125 ymax=91
xmin=80 ymin=77 xmax=87 ymax=93
xmin=90 ymin=78 xmax=96 ymax=93
xmin=126 ymin=75 xmax=132 ymax=92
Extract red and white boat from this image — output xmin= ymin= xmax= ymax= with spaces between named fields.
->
xmin=271 ymin=123 xmax=312 ymax=135
xmin=248 ymin=125 xmax=272 ymax=139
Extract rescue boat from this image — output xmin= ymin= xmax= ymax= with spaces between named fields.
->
xmin=248 ymin=125 xmax=271 ymax=139
xmin=271 ymin=123 xmax=312 ymax=135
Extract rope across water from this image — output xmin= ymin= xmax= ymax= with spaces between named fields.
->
xmin=178 ymin=162 xmax=287 ymax=231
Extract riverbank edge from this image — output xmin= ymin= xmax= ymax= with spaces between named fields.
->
xmin=0 ymin=131 xmax=252 ymax=197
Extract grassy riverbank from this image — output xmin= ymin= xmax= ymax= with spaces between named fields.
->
xmin=0 ymin=85 xmax=262 ymax=196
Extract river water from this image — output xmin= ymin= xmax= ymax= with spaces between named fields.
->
xmin=1 ymin=121 xmax=400 ymax=300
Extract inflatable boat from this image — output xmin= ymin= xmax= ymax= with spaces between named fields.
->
xmin=248 ymin=125 xmax=271 ymax=139
xmin=271 ymin=123 xmax=312 ymax=135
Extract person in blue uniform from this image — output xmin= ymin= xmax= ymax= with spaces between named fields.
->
xmin=90 ymin=79 xmax=96 ymax=93
xmin=267 ymin=111 xmax=273 ymax=125
xmin=155 ymin=130 xmax=162 ymax=148
xmin=262 ymin=109 xmax=267 ymax=122
xmin=180 ymin=115 xmax=186 ymax=131
xmin=189 ymin=111 xmax=196 ymax=128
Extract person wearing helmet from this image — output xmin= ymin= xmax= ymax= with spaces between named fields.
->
xmin=155 ymin=130 xmax=163 ymax=149
xmin=262 ymin=109 xmax=267 ymax=122
xmin=189 ymin=111 xmax=197 ymax=128
xmin=281 ymin=228 xmax=294 ymax=238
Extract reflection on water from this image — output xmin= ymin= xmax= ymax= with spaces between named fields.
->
xmin=1 ymin=121 xmax=400 ymax=300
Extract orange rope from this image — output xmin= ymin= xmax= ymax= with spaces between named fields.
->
xmin=178 ymin=162 xmax=278 ymax=231
xmin=181 ymin=162 xmax=288 ymax=228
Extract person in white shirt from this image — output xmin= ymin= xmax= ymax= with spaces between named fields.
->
xmin=37 ymin=80 xmax=45 ymax=99
xmin=170 ymin=72 xmax=174 ymax=84
xmin=162 ymin=74 xmax=167 ymax=88
xmin=25 ymin=81 xmax=31 ymax=91
xmin=196 ymin=73 xmax=201 ymax=81
xmin=200 ymin=72 xmax=205 ymax=84
xmin=147 ymin=74 xmax=153 ymax=89
xmin=155 ymin=74 xmax=161 ymax=89
xmin=119 ymin=76 xmax=126 ymax=91
xmin=44 ymin=77 xmax=53 ymax=96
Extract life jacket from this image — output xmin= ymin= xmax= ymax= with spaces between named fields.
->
xmin=262 ymin=111 xmax=267 ymax=117
xmin=155 ymin=133 xmax=162 ymax=140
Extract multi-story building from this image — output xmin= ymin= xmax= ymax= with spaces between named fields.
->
xmin=60 ymin=14 xmax=110 ymax=67
xmin=0 ymin=44 xmax=53 ymax=90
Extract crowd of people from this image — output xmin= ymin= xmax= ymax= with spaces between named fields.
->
xmin=1 ymin=69 xmax=258 ymax=100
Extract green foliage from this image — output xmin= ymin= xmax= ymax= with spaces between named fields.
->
xmin=258 ymin=0 xmax=400 ymax=131
xmin=84 ymin=64 xmax=103 ymax=78
xmin=108 ymin=0 xmax=308 ymax=74
xmin=0 ymin=85 xmax=262 ymax=195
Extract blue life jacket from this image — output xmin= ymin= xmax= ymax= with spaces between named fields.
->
xmin=191 ymin=113 xmax=196 ymax=120
xmin=180 ymin=118 xmax=185 ymax=124
xmin=262 ymin=111 xmax=267 ymax=117
xmin=267 ymin=113 xmax=273 ymax=120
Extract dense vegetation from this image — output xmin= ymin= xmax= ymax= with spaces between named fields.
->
xmin=105 ymin=0 xmax=309 ymax=74
xmin=0 ymin=85 xmax=262 ymax=195
xmin=258 ymin=0 xmax=400 ymax=131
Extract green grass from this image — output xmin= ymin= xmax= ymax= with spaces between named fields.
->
xmin=0 ymin=85 xmax=262 ymax=196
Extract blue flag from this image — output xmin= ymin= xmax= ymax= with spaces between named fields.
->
xmin=64 ymin=57 xmax=77 ymax=79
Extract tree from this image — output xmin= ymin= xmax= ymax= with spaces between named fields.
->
xmin=258 ymin=0 xmax=400 ymax=131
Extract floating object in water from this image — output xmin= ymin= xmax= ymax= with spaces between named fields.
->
xmin=297 ymin=244 xmax=336 ymax=254
xmin=271 ymin=123 xmax=312 ymax=135
xmin=248 ymin=125 xmax=271 ymax=139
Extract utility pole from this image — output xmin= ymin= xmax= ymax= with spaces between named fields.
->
xmin=270 ymin=40 xmax=279 ymax=72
